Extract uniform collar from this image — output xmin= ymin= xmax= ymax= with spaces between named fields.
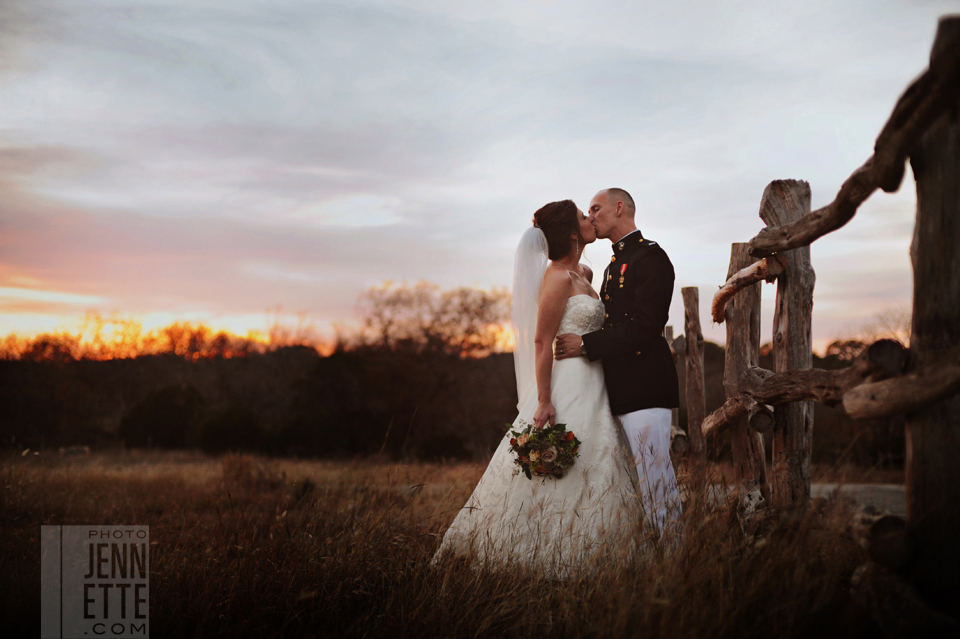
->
xmin=612 ymin=229 xmax=643 ymax=253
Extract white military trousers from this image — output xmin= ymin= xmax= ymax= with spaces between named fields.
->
xmin=617 ymin=407 xmax=682 ymax=537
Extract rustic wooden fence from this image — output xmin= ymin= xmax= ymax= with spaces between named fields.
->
xmin=669 ymin=15 xmax=959 ymax=619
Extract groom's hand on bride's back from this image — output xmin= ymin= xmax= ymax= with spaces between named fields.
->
xmin=555 ymin=333 xmax=582 ymax=360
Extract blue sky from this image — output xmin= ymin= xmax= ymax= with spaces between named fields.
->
xmin=0 ymin=0 xmax=955 ymax=348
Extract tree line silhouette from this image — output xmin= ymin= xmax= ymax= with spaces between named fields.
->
xmin=0 ymin=282 xmax=902 ymax=466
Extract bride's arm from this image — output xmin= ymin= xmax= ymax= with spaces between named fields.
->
xmin=532 ymin=266 xmax=572 ymax=428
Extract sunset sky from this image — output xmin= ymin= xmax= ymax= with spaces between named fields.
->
xmin=1 ymin=0 xmax=954 ymax=350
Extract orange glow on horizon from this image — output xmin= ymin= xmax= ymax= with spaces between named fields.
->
xmin=492 ymin=323 xmax=515 ymax=352
xmin=0 ymin=313 xmax=335 ymax=361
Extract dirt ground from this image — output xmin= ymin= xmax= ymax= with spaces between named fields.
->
xmin=811 ymin=483 xmax=906 ymax=516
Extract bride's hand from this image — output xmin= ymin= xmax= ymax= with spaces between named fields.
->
xmin=533 ymin=400 xmax=555 ymax=429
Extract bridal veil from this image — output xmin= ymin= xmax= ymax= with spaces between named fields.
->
xmin=511 ymin=226 xmax=549 ymax=412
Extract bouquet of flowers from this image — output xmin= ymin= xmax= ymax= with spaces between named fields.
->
xmin=508 ymin=420 xmax=581 ymax=481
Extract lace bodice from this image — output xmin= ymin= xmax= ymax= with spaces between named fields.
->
xmin=558 ymin=294 xmax=605 ymax=336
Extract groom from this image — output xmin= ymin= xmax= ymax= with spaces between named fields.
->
xmin=555 ymin=187 xmax=681 ymax=535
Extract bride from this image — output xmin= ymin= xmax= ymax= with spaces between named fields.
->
xmin=433 ymin=199 xmax=644 ymax=574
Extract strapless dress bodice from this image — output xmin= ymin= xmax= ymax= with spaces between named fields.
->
xmin=557 ymin=294 xmax=605 ymax=336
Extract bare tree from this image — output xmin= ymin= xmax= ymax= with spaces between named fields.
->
xmin=356 ymin=281 xmax=511 ymax=357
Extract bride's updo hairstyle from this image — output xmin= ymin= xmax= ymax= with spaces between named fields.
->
xmin=532 ymin=199 xmax=581 ymax=261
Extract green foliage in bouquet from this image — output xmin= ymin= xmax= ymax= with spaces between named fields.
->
xmin=507 ymin=420 xmax=581 ymax=482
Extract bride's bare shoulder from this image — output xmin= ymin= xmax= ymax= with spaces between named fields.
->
xmin=539 ymin=263 xmax=573 ymax=300
xmin=542 ymin=262 xmax=573 ymax=282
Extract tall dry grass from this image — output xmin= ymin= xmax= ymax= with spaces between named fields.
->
xmin=0 ymin=451 xmax=877 ymax=638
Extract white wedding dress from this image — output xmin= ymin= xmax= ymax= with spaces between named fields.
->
xmin=433 ymin=294 xmax=644 ymax=575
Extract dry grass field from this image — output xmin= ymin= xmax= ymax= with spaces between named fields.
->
xmin=0 ymin=451 xmax=887 ymax=638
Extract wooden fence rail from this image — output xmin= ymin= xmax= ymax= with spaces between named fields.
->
xmin=672 ymin=15 xmax=959 ymax=619
xmin=744 ymin=18 xmax=960 ymax=259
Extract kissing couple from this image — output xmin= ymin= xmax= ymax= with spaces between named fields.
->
xmin=434 ymin=188 xmax=682 ymax=575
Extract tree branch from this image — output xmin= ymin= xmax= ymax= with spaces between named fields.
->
xmin=844 ymin=345 xmax=960 ymax=421
xmin=703 ymin=340 xmax=907 ymax=437
xmin=745 ymin=20 xmax=960 ymax=258
xmin=711 ymin=256 xmax=786 ymax=324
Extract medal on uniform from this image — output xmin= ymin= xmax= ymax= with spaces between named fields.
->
xmin=619 ymin=264 xmax=627 ymax=288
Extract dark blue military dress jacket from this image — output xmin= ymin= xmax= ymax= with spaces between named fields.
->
xmin=581 ymin=231 xmax=680 ymax=416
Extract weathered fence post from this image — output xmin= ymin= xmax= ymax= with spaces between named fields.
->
xmin=758 ymin=180 xmax=816 ymax=505
xmin=682 ymin=287 xmax=706 ymax=470
xmin=665 ymin=326 xmax=680 ymax=431
xmin=672 ymin=331 xmax=687 ymax=417
xmin=666 ymin=325 xmax=692 ymax=464
xmin=724 ymin=244 xmax=768 ymax=499
xmin=905 ymin=15 xmax=960 ymax=615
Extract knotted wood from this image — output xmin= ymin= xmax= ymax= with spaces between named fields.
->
xmin=702 ymin=339 xmax=907 ymax=437
xmin=746 ymin=17 xmax=960 ymax=258
xmin=903 ymin=19 xmax=960 ymax=614
xmin=711 ymin=256 xmax=786 ymax=324
xmin=844 ymin=346 xmax=960 ymax=420
xmin=748 ymin=402 xmax=775 ymax=434
xmin=665 ymin=326 xmax=681 ymax=431
xmin=723 ymin=243 xmax=767 ymax=499
xmin=682 ymin=287 xmax=707 ymax=468
xmin=759 ymin=180 xmax=817 ymax=505
xmin=670 ymin=425 xmax=689 ymax=460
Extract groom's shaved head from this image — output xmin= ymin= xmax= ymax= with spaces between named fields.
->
xmin=588 ymin=187 xmax=638 ymax=241
xmin=603 ymin=188 xmax=636 ymax=218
